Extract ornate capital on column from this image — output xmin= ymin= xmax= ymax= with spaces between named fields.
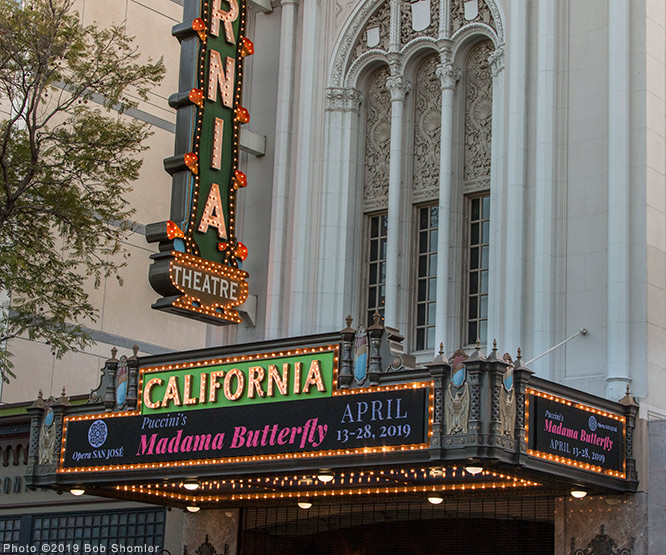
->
xmin=385 ymin=75 xmax=411 ymax=102
xmin=436 ymin=62 xmax=461 ymax=91
xmin=488 ymin=46 xmax=505 ymax=79
xmin=325 ymin=87 xmax=363 ymax=113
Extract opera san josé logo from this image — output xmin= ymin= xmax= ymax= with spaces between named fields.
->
xmin=588 ymin=415 xmax=598 ymax=432
xmin=88 ymin=419 xmax=108 ymax=448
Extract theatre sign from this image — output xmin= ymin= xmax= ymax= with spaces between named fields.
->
xmin=146 ymin=0 xmax=252 ymax=324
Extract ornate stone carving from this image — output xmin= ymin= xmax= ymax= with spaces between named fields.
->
xmin=571 ymin=526 xmax=634 ymax=555
xmin=450 ymin=0 xmax=496 ymax=36
xmin=463 ymin=40 xmax=493 ymax=188
xmin=413 ymin=54 xmax=441 ymax=196
xmin=499 ymin=385 xmax=515 ymax=438
xmin=38 ymin=407 xmax=56 ymax=465
xmin=436 ymin=62 xmax=462 ymax=91
xmin=325 ymin=87 xmax=363 ymax=113
xmin=385 ymin=74 xmax=411 ymax=101
xmin=488 ymin=45 xmax=505 ymax=78
xmin=351 ymin=1 xmax=390 ymax=60
xmin=401 ymin=0 xmax=439 ymax=45
xmin=364 ymin=66 xmax=391 ymax=209
xmin=445 ymin=382 xmax=470 ymax=434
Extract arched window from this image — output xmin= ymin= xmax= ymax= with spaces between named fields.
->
xmin=325 ymin=0 xmax=503 ymax=353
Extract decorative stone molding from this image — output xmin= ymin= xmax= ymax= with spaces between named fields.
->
xmin=401 ymin=0 xmax=439 ymax=45
xmin=436 ymin=62 xmax=461 ymax=90
xmin=413 ymin=54 xmax=441 ymax=195
xmin=450 ymin=0 xmax=496 ymax=36
xmin=488 ymin=45 xmax=505 ymax=78
xmin=463 ymin=40 xmax=493 ymax=186
xmin=325 ymin=87 xmax=363 ymax=113
xmin=385 ymin=74 xmax=411 ymax=101
xmin=364 ymin=66 xmax=391 ymax=208
xmin=351 ymin=1 xmax=390 ymax=61
xmin=571 ymin=525 xmax=634 ymax=555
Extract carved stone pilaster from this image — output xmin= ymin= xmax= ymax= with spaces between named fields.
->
xmin=126 ymin=345 xmax=140 ymax=410
xmin=367 ymin=313 xmax=384 ymax=385
xmin=436 ymin=62 xmax=461 ymax=90
xmin=325 ymin=87 xmax=363 ymax=113
xmin=385 ymin=75 xmax=411 ymax=102
xmin=425 ymin=347 xmax=450 ymax=449
xmin=26 ymin=392 xmax=46 ymax=471
xmin=512 ymin=356 xmax=534 ymax=454
xmin=339 ymin=316 xmax=355 ymax=389
xmin=104 ymin=348 xmax=119 ymax=413
xmin=488 ymin=46 xmax=505 ymax=79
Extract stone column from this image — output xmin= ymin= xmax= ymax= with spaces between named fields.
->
xmin=315 ymin=87 xmax=363 ymax=332
xmin=383 ymin=71 xmax=410 ymax=330
xmin=265 ymin=0 xmax=299 ymax=338
xmin=532 ymin=0 xmax=558 ymax=378
xmin=502 ymin=0 xmax=528 ymax=352
xmin=486 ymin=47 xmax=505 ymax=346
xmin=434 ymin=61 xmax=461 ymax=353
xmin=606 ymin=0 xmax=631 ymax=400
xmin=182 ymin=509 xmax=240 ymax=555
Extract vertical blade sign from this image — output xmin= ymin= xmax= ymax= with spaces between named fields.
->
xmin=146 ymin=0 xmax=252 ymax=325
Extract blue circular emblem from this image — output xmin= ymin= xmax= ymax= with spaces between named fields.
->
xmin=588 ymin=415 xmax=598 ymax=432
xmin=88 ymin=420 xmax=108 ymax=448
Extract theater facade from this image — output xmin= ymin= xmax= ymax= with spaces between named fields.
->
xmin=25 ymin=325 xmax=641 ymax=554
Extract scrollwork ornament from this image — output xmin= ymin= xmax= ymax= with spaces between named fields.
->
xmin=436 ymin=62 xmax=461 ymax=90
xmin=364 ymin=67 xmax=391 ymax=207
xmin=413 ymin=54 xmax=441 ymax=193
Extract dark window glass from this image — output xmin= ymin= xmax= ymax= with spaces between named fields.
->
xmin=415 ymin=205 xmax=438 ymax=351
xmin=367 ymin=213 xmax=388 ymax=325
xmin=466 ymin=194 xmax=490 ymax=344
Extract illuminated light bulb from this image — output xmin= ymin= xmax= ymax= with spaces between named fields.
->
xmin=317 ymin=470 xmax=334 ymax=483
xmin=166 ymin=220 xmax=185 ymax=240
xmin=465 ymin=465 xmax=483 ymax=476
xmin=192 ymin=18 xmax=207 ymax=41
xmin=70 ymin=487 xmax=85 ymax=496
xmin=189 ymin=88 xmax=204 ymax=108
xmin=571 ymin=489 xmax=588 ymax=499
xmin=232 ymin=170 xmax=247 ymax=189
xmin=240 ymin=37 xmax=255 ymax=57
xmin=234 ymin=106 xmax=250 ymax=124
xmin=186 ymin=506 xmax=201 ymax=513
xmin=234 ymin=242 xmax=248 ymax=261
xmin=184 ymin=153 xmax=199 ymax=175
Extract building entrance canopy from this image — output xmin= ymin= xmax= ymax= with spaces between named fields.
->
xmin=25 ymin=325 xmax=638 ymax=510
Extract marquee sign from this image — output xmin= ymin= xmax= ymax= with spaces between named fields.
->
xmin=140 ymin=347 xmax=337 ymax=415
xmin=526 ymin=389 xmax=626 ymax=478
xmin=59 ymin=386 xmax=430 ymax=472
xmin=147 ymin=0 xmax=252 ymax=324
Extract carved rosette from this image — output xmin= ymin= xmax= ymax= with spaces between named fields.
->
xmin=364 ymin=66 xmax=391 ymax=209
xmin=450 ymin=0 xmax=496 ymax=36
xmin=463 ymin=40 xmax=493 ymax=188
xmin=325 ymin=87 xmax=363 ymax=113
xmin=413 ymin=54 xmax=441 ymax=199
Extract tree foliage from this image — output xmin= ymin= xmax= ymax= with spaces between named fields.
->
xmin=0 ymin=0 xmax=164 ymax=381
